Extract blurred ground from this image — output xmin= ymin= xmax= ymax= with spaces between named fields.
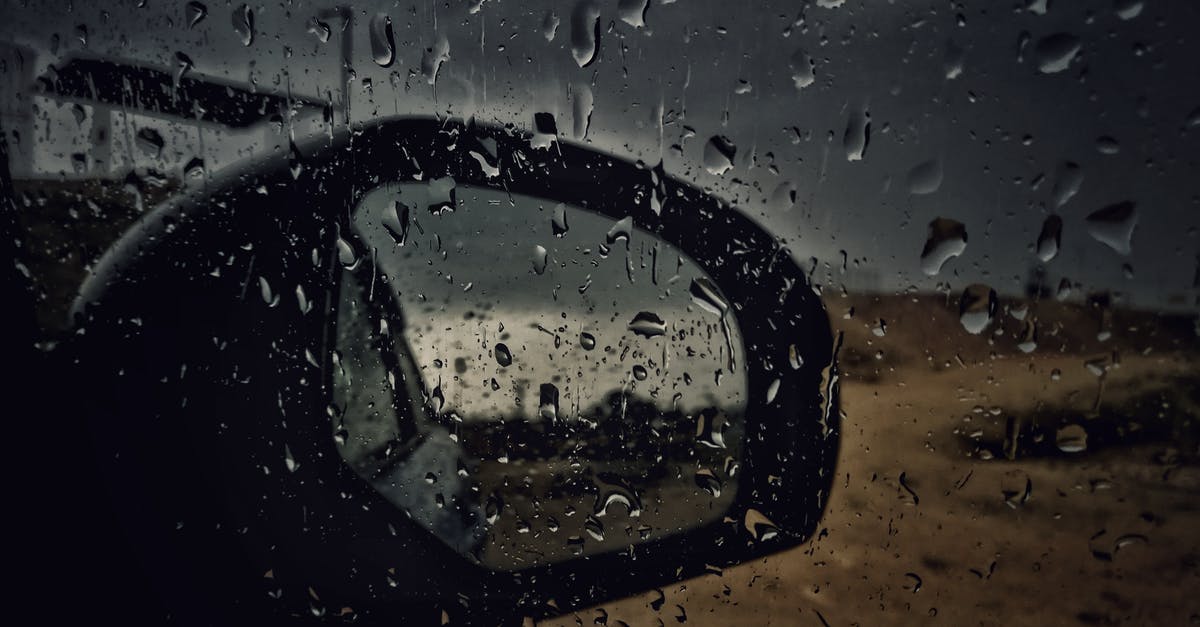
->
xmin=542 ymin=292 xmax=1200 ymax=626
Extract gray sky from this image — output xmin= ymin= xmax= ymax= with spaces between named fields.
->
xmin=3 ymin=0 xmax=1199 ymax=310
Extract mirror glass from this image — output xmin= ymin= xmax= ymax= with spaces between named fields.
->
xmin=332 ymin=181 xmax=747 ymax=570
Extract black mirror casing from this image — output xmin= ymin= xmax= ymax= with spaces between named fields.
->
xmin=65 ymin=118 xmax=840 ymax=624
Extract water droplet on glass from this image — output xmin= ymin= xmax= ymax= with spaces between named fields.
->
xmin=421 ymin=36 xmax=450 ymax=85
xmin=788 ymin=344 xmax=804 ymax=370
xmin=618 ymin=0 xmax=648 ymax=27
xmin=532 ymin=245 xmax=549 ymax=275
xmin=1051 ymin=161 xmax=1083 ymax=207
xmin=135 ymin=128 xmax=164 ymax=157
xmin=186 ymin=1 xmax=207 ymax=29
xmin=369 ymin=14 xmax=396 ymax=68
xmin=1086 ymin=201 xmax=1137 ymax=255
xmin=1115 ymin=0 xmax=1144 ymax=20
xmin=542 ymin=10 xmax=560 ymax=41
xmin=765 ymin=378 xmax=781 ymax=404
xmin=173 ymin=52 xmax=194 ymax=86
xmin=908 ymin=159 xmax=943 ymax=195
xmin=551 ymin=203 xmax=570 ymax=237
xmin=843 ymin=109 xmax=870 ymax=161
xmin=694 ymin=469 xmax=722 ymax=498
xmin=695 ymin=409 xmax=727 ymax=449
xmin=336 ymin=235 xmax=360 ymax=270
xmin=580 ymin=332 xmax=597 ymax=351
xmin=959 ymin=284 xmax=998 ymax=334
xmin=572 ymin=85 xmax=594 ymax=140
xmin=584 ymin=515 xmax=605 ymax=541
xmin=1034 ymin=33 xmax=1080 ymax=73
xmin=1055 ymin=424 xmax=1088 ymax=453
xmin=307 ymin=18 xmax=331 ymax=43
xmin=689 ymin=277 xmax=730 ymax=317
xmin=539 ymin=383 xmax=559 ymax=421
xmin=1036 ymin=215 xmax=1063 ymax=262
xmin=703 ymin=135 xmax=737 ymax=175
xmin=183 ymin=156 xmax=205 ymax=179
xmin=605 ymin=216 xmax=633 ymax=248
xmin=770 ymin=181 xmax=797 ymax=212
xmin=382 ymin=201 xmax=411 ymax=246
xmin=494 ymin=343 xmax=513 ymax=367
xmin=570 ymin=0 xmax=601 ymax=67
xmin=1095 ymin=135 xmax=1121 ymax=154
xmin=632 ymin=364 xmax=648 ymax=381
xmin=790 ymin=49 xmax=815 ymax=90
xmin=920 ymin=218 xmax=967 ymax=276
xmin=743 ymin=509 xmax=779 ymax=541
xmin=232 ymin=4 xmax=255 ymax=47
xmin=628 ymin=311 xmax=667 ymax=338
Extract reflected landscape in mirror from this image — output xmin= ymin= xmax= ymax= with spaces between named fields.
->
xmin=334 ymin=182 xmax=746 ymax=569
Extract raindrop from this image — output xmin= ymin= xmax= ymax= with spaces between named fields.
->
xmin=135 ymin=128 xmax=164 ymax=157
xmin=790 ymin=49 xmax=815 ymax=90
xmin=920 ymin=218 xmax=967 ymax=276
xmin=551 ymin=203 xmax=569 ymax=237
xmin=532 ymin=245 xmax=549 ymax=275
xmin=421 ymin=36 xmax=450 ymax=85
xmin=173 ymin=52 xmax=193 ymax=86
xmin=307 ymin=18 xmax=331 ymax=43
xmin=944 ymin=40 xmax=965 ymax=79
xmin=959 ymin=284 xmax=998 ymax=334
xmin=539 ymin=383 xmax=559 ymax=421
xmin=743 ymin=509 xmax=779 ymax=541
xmin=695 ymin=409 xmax=726 ymax=449
xmin=1017 ymin=319 xmax=1038 ymax=353
xmin=1114 ymin=0 xmax=1143 ymax=20
xmin=570 ymin=0 xmax=601 ymax=68
xmin=542 ymin=11 xmax=560 ymax=41
xmin=1086 ymin=201 xmax=1137 ymax=255
xmin=572 ymin=84 xmax=594 ymax=140
xmin=788 ymin=344 xmax=804 ymax=370
xmin=694 ymin=469 xmax=722 ymax=498
xmin=628 ymin=312 xmax=667 ymax=338
xmin=689 ymin=277 xmax=730 ymax=317
xmin=382 ymin=201 xmax=411 ymax=246
xmin=703 ymin=135 xmax=737 ymax=175
xmin=765 ymin=378 xmax=781 ymax=404
xmin=232 ymin=4 xmax=255 ymax=47
xmin=259 ymin=276 xmax=277 ymax=306
xmin=580 ymin=332 xmax=597 ymax=350
xmin=907 ymin=159 xmax=943 ymax=195
xmin=770 ymin=181 xmax=797 ymax=212
xmin=183 ymin=157 xmax=205 ymax=179
xmin=584 ymin=515 xmax=605 ymax=541
xmin=185 ymin=1 xmax=207 ymax=29
xmin=494 ymin=343 xmax=513 ymax=367
xmin=843 ymin=109 xmax=870 ymax=162
xmin=1095 ymin=135 xmax=1120 ymax=154
xmin=618 ymin=0 xmax=648 ymax=28
xmin=1055 ymin=424 xmax=1088 ymax=453
xmin=605 ymin=216 xmax=633 ymax=247
xmin=632 ymin=364 xmax=648 ymax=381
xmin=1051 ymin=161 xmax=1083 ymax=207
xmin=1034 ymin=33 xmax=1080 ymax=73
xmin=336 ymin=235 xmax=359 ymax=270
xmin=1036 ymin=215 xmax=1063 ymax=262
xmin=369 ymin=14 xmax=396 ymax=68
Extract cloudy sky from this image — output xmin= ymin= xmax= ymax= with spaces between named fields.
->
xmin=3 ymin=0 xmax=1199 ymax=310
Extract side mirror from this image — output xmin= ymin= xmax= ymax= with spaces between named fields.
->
xmin=66 ymin=117 xmax=839 ymax=623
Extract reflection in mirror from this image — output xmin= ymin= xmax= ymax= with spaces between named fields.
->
xmin=332 ymin=181 xmax=747 ymax=570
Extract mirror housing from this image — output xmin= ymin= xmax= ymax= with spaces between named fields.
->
xmin=65 ymin=117 xmax=839 ymax=622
